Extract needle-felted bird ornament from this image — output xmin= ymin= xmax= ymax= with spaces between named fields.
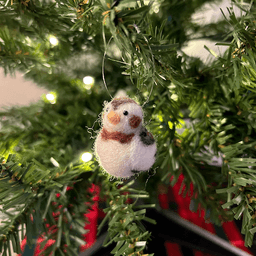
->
xmin=94 ymin=96 xmax=157 ymax=178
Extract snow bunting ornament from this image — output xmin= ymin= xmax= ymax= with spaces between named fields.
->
xmin=94 ymin=97 xmax=157 ymax=178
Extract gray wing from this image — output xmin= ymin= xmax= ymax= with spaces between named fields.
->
xmin=139 ymin=127 xmax=155 ymax=146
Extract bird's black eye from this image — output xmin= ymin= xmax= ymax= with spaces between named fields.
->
xmin=106 ymin=107 xmax=109 ymax=112
xmin=123 ymin=110 xmax=128 ymax=116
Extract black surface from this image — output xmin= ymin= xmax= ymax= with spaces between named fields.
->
xmin=80 ymin=208 xmax=255 ymax=256
xmin=142 ymin=208 xmax=241 ymax=256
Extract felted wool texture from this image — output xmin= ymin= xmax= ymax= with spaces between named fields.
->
xmin=94 ymin=96 xmax=157 ymax=178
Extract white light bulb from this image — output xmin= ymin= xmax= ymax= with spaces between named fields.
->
xmin=49 ymin=36 xmax=59 ymax=46
xmin=46 ymin=93 xmax=56 ymax=104
xmin=83 ymin=76 xmax=95 ymax=86
xmin=46 ymin=94 xmax=55 ymax=101
xmin=81 ymin=152 xmax=93 ymax=162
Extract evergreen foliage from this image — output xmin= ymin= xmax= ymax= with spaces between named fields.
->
xmin=1 ymin=0 xmax=256 ymax=255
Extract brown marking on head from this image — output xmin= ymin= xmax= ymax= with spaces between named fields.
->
xmin=101 ymin=128 xmax=135 ymax=144
xmin=111 ymin=97 xmax=138 ymax=110
xmin=129 ymin=115 xmax=141 ymax=129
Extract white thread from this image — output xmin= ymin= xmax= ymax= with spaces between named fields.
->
xmin=102 ymin=36 xmax=114 ymax=100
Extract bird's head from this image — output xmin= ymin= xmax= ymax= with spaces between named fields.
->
xmin=102 ymin=97 xmax=143 ymax=134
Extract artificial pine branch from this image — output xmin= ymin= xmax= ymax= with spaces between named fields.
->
xmin=1 ymin=0 xmax=256 ymax=254
xmin=0 ymin=154 xmax=94 ymax=255
xmin=98 ymin=179 xmax=156 ymax=256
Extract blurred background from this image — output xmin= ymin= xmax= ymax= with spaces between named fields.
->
xmin=0 ymin=0 xmax=242 ymax=109
xmin=0 ymin=1 xmax=251 ymax=256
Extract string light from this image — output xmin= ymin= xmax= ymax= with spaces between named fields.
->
xmin=46 ymin=94 xmax=55 ymax=101
xmin=49 ymin=35 xmax=59 ymax=46
xmin=144 ymin=0 xmax=160 ymax=13
xmin=81 ymin=152 xmax=93 ymax=162
xmin=45 ymin=92 xmax=57 ymax=104
xmin=83 ymin=76 xmax=95 ymax=90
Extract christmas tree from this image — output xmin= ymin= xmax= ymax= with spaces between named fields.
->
xmin=1 ymin=0 xmax=256 ymax=255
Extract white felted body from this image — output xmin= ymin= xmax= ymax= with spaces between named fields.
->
xmin=95 ymin=137 xmax=132 ymax=177
xmin=130 ymin=134 xmax=157 ymax=172
xmin=94 ymin=96 xmax=157 ymax=178
xmin=95 ymin=132 xmax=157 ymax=177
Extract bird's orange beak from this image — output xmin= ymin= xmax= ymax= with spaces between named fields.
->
xmin=107 ymin=110 xmax=120 ymax=125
